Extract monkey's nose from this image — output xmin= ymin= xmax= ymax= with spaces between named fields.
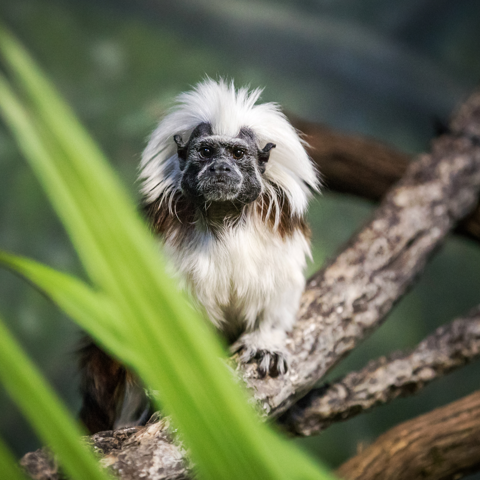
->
xmin=209 ymin=162 xmax=231 ymax=173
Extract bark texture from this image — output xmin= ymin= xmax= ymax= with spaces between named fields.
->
xmin=19 ymin=89 xmax=480 ymax=480
xmin=281 ymin=306 xmax=480 ymax=436
xmin=93 ymin=419 xmax=191 ymax=480
xmin=20 ymin=421 xmax=192 ymax=480
xmin=292 ymin=117 xmax=480 ymax=242
xmin=336 ymin=390 xmax=480 ymax=480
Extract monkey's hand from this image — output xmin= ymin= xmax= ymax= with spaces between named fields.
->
xmin=231 ymin=330 xmax=289 ymax=378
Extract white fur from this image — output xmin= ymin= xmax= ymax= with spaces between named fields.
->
xmin=140 ymin=79 xmax=320 ymax=368
xmin=164 ymin=214 xmax=310 ymax=331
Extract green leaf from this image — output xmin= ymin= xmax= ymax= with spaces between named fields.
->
xmin=0 ymin=26 xmax=336 ymax=480
xmin=0 ymin=314 xmax=112 ymax=480
xmin=0 ymin=251 xmax=137 ymax=367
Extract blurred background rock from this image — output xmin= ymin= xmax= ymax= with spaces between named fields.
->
xmin=1 ymin=0 xmax=480 ymax=473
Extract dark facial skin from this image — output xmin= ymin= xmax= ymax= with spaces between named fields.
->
xmin=174 ymin=123 xmax=275 ymax=208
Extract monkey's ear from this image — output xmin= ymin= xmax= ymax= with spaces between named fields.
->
xmin=258 ymin=142 xmax=276 ymax=173
xmin=174 ymin=135 xmax=188 ymax=170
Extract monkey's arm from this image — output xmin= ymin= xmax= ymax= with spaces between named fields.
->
xmin=231 ymin=281 xmax=304 ymax=377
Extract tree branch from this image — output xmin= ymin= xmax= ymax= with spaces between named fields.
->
xmin=237 ymin=87 xmax=480 ymax=418
xmin=20 ymin=422 xmax=193 ymax=480
xmin=292 ymin=117 xmax=411 ymax=201
xmin=281 ymin=305 xmax=480 ymax=436
xmin=291 ymin=117 xmax=480 ymax=243
xmin=20 ymin=89 xmax=480 ymax=480
xmin=336 ymin=390 xmax=480 ymax=480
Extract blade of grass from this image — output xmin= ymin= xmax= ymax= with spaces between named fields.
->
xmin=0 ymin=251 xmax=138 ymax=366
xmin=0 ymin=314 xmax=112 ymax=480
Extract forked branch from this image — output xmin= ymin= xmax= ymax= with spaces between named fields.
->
xmin=281 ymin=305 xmax=480 ymax=436
xmin=237 ymin=87 xmax=480 ymax=418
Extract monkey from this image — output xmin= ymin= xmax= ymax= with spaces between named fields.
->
xmin=79 ymin=79 xmax=320 ymax=434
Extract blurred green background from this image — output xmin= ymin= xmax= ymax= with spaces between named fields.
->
xmin=1 ymin=0 xmax=480 ymax=474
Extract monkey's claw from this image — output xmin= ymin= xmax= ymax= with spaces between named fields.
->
xmin=257 ymin=350 xmax=288 ymax=377
xmin=231 ymin=340 xmax=289 ymax=378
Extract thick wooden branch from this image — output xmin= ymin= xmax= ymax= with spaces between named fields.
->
xmin=281 ymin=305 xmax=480 ymax=436
xmin=291 ymin=117 xmax=480 ymax=242
xmin=336 ymin=390 xmax=480 ymax=480
xmin=20 ymin=89 xmax=480 ymax=480
xmin=292 ymin=117 xmax=411 ymax=201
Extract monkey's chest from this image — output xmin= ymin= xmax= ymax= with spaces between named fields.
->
xmin=166 ymin=228 xmax=287 ymax=327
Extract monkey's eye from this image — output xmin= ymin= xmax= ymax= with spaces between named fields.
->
xmin=199 ymin=146 xmax=214 ymax=158
xmin=232 ymin=148 xmax=245 ymax=160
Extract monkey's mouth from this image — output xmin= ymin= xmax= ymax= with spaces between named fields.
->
xmin=199 ymin=174 xmax=242 ymax=201
xmin=213 ymin=176 xmax=230 ymax=185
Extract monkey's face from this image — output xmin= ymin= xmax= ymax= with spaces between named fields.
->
xmin=174 ymin=123 xmax=275 ymax=205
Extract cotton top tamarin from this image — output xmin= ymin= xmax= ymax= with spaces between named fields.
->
xmin=141 ymin=79 xmax=319 ymax=372
xmin=79 ymin=79 xmax=319 ymax=433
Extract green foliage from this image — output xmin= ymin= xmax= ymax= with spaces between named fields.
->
xmin=0 ymin=313 xmax=112 ymax=480
xmin=0 ymin=26 xmax=335 ymax=479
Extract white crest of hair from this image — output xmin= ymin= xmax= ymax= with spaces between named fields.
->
xmin=140 ymin=78 xmax=320 ymax=223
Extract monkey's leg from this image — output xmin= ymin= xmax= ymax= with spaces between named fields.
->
xmin=78 ymin=338 xmax=127 ymax=434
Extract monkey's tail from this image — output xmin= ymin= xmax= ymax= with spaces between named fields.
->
xmin=77 ymin=337 xmax=127 ymax=434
